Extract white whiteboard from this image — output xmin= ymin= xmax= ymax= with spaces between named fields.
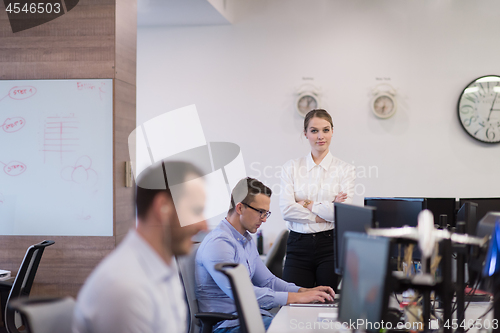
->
xmin=0 ymin=79 xmax=113 ymax=236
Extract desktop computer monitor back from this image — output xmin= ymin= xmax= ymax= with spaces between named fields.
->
xmin=364 ymin=197 xmax=426 ymax=228
xmin=482 ymin=215 xmax=500 ymax=279
xmin=425 ymin=198 xmax=457 ymax=228
xmin=459 ymin=198 xmax=500 ymax=223
xmin=338 ymin=232 xmax=391 ymax=332
xmin=364 ymin=197 xmax=425 ymax=260
xmin=334 ymin=203 xmax=376 ymax=275
xmin=456 ymin=201 xmax=478 ymax=235
xmin=476 ymin=212 xmax=500 ymax=238
xmin=469 ymin=212 xmax=500 ymax=285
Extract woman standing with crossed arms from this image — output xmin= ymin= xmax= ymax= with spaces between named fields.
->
xmin=280 ymin=109 xmax=356 ymax=291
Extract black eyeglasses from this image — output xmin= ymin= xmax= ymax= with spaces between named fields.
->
xmin=242 ymin=203 xmax=271 ymax=219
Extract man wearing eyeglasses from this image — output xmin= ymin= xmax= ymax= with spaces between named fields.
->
xmin=195 ymin=177 xmax=334 ymax=333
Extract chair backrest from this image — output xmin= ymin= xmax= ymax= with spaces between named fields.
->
xmin=176 ymin=243 xmax=201 ymax=333
xmin=4 ymin=240 xmax=55 ymax=333
xmin=214 ymin=263 xmax=265 ymax=333
xmin=264 ymin=229 xmax=289 ymax=279
xmin=8 ymin=296 xmax=75 ymax=333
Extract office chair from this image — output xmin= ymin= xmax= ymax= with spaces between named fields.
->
xmin=176 ymin=243 xmax=237 ymax=333
xmin=264 ymin=229 xmax=289 ymax=279
xmin=7 ymin=297 xmax=74 ymax=333
xmin=0 ymin=240 xmax=55 ymax=333
xmin=215 ymin=263 xmax=266 ymax=333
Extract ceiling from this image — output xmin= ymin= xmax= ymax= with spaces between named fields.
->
xmin=137 ymin=0 xmax=231 ymax=27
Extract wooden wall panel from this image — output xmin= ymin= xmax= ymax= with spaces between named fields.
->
xmin=0 ymin=61 xmax=114 ymax=80
xmin=114 ymin=79 xmax=137 ymax=245
xmin=0 ymin=1 xmax=115 ymax=80
xmin=0 ymin=0 xmax=137 ymax=298
xmin=114 ymin=0 xmax=137 ymax=245
xmin=0 ymin=236 xmax=114 ymax=298
xmin=115 ymin=0 xmax=137 ymax=85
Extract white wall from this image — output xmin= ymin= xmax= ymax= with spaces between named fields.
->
xmin=137 ymin=0 xmax=500 ymax=252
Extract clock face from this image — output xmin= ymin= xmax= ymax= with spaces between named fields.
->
xmin=458 ymin=75 xmax=500 ymax=143
xmin=372 ymin=94 xmax=396 ymax=118
xmin=297 ymin=94 xmax=318 ymax=115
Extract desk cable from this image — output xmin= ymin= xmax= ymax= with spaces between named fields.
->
xmin=393 ymin=292 xmax=442 ymax=327
xmin=453 ymin=276 xmax=481 ymax=330
xmin=453 ymin=276 xmax=493 ymax=333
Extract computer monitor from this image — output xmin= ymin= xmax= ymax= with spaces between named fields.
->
xmin=482 ymin=216 xmax=500 ymax=278
xmin=459 ymin=198 xmax=500 ymax=222
xmin=456 ymin=202 xmax=478 ymax=236
xmin=338 ymin=232 xmax=391 ymax=332
xmin=364 ymin=197 xmax=426 ymax=260
xmin=364 ymin=197 xmax=426 ymax=228
xmin=425 ymin=198 xmax=457 ymax=228
xmin=469 ymin=212 xmax=500 ymax=285
xmin=334 ymin=203 xmax=376 ymax=275
xmin=476 ymin=212 xmax=500 ymax=239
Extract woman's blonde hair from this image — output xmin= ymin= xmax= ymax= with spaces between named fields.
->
xmin=303 ymin=109 xmax=334 ymax=133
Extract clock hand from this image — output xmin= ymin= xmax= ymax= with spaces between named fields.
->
xmin=488 ymin=93 xmax=498 ymax=121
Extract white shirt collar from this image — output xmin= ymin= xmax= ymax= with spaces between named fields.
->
xmin=306 ymin=151 xmax=333 ymax=172
xmin=126 ymin=229 xmax=175 ymax=282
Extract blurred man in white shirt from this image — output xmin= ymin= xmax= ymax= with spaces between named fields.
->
xmin=73 ymin=161 xmax=207 ymax=333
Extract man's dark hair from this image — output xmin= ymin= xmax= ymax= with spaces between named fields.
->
xmin=135 ymin=160 xmax=203 ymax=220
xmin=228 ymin=177 xmax=272 ymax=215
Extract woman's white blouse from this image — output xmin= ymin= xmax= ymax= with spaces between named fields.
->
xmin=279 ymin=152 xmax=356 ymax=234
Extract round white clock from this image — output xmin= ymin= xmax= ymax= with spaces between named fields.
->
xmin=371 ymin=83 xmax=397 ymax=119
xmin=372 ymin=93 xmax=396 ymax=119
xmin=296 ymin=92 xmax=319 ymax=117
xmin=458 ymin=75 xmax=500 ymax=143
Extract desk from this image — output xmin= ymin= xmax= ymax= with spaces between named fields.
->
xmin=267 ymin=305 xmax=340 ymax=333
xmin=268 ymin=300 xmax=494 ymax=333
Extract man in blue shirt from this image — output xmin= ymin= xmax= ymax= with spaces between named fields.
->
xmin=196 ymin=177 xmax=334 ymax=333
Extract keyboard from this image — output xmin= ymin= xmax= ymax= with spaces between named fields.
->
xmin=289 ymin=299 xmax=339 ymax=307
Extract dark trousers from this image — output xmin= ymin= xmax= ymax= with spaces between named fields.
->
xmin=283 ymin=230 xmax=339 ymax=292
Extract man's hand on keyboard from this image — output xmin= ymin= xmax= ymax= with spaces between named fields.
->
xmin=287 ymin=288 xmax=334 ymax=304
xmin=298 ymin=286 xmax=335 ymax=298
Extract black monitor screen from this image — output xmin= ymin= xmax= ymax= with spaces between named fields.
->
xmin=339 ymin=232 xmax=391 ymax=332
xmin=364 ymin=197 xmax=426 ymax=260
xmin=459 ymin=198 xmax=500 ymax=222
xmin=456 ymin=202 xmax=478 ymax=236
xmin=364 ymin=197 xmax=425 ymax=229
xmin=425 ymin=198 xmax=457 ymax=228
xmin=334 ymin=202 xmax=376 ymax=275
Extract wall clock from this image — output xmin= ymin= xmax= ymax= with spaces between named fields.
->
xmin=296 ymin=92 xmax=319 ymax=117
xmin=458 ymin=75 xmax=500 ymax=144
xmin=371 ymin=84 xmax=397 ymax=119
xmin=295 ymin=82 xmax=321 ymax=117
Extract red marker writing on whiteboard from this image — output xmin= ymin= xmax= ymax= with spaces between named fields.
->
xmin=0 ymin=86 xmax=37 ymax=102
xmin=77 ymin=81 xmax=106 ymax=101
xmin=61 ymin=155 xmax=98 ymax=185
xmin=1 ymin=117 xmax=26 ymax=133
xmin=0 ymin=161 xmax=27 ymax=176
